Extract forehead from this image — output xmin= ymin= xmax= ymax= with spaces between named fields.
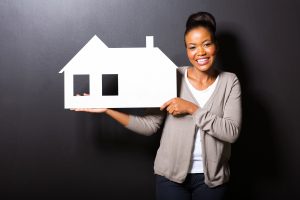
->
xmin=185 ymin=27 xmax=213 ymax=43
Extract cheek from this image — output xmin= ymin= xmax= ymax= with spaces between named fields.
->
xmin=208 ymin=46 xmax=217 ymax=57
xmin=186 ymin=50 xmax=196 ymax=60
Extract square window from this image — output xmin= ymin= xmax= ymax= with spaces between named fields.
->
xmin=74 ymin=75 xmax=89 ymax=96
xmin=102 ymin=74 xmax=118 ymax=96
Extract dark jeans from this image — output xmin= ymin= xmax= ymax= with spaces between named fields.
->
xmin=156 ymin=173 xmax=228 ymax=200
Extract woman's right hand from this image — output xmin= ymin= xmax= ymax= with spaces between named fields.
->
xmin=70 ymin=93 xmax=108 ymax=113
xmin=70 ymin=108 xmax=108 ymax=113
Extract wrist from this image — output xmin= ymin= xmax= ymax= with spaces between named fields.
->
xmin=105 ymin=108 xmax=111 ymax=115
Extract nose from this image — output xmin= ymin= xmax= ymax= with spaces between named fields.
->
xmin=197 ymin=47 xmax=206 ymax=56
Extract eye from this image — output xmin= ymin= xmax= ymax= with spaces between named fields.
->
xmin=203 ymin=42 xmax=213 ymax=48
xmin=188 ymin=46 xmax=196 ymax=50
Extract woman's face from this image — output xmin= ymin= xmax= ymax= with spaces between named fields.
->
xmin=185 ymin=27 xmax=217 ymax=72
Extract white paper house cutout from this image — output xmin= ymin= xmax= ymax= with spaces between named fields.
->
xmin=59 ymin=35 xmax=177 ymax=108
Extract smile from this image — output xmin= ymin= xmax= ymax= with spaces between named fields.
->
xmin=196 ymin=58 xmax=209 ymax=65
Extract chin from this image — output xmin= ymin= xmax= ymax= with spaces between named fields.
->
xmin=193 ymin=63 xmax=213 ymax=72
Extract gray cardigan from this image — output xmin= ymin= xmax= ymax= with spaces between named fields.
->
xmin=126 ymin=66 xmax=242 ymax=187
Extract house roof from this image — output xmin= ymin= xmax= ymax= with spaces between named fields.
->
xmin=59 ymin=35 xmax=177 ymax=74
xmin=59 ymin=35 xmax=108 ymax=73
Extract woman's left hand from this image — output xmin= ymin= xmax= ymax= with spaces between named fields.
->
xmin=160 ymin=98 xmax=199 ymax=116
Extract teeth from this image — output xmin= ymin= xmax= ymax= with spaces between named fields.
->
xmin=197 ymin=58 xmax=208 ymax=64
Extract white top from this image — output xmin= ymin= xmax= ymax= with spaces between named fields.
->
xmin=185 ymin=69 xmax=219 ymax=173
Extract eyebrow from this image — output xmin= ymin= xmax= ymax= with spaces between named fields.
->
xmin=187 ymin=40 xmax=212 ymax=45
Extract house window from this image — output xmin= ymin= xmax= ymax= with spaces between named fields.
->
xmin=74 ymin=75 xmax=89 ymax=96
xmin=102 ymin=74 xmax=118 ymax=96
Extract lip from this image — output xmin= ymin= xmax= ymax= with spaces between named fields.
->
xmin=196 ymin=57 xmax=210 ymax=66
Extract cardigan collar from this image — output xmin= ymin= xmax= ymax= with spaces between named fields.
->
xmin=177 ymin=66 xmax=223 ymax=109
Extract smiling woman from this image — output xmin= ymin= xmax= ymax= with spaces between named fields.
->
xmin=185 ymin=27 xmax=217 ymax=90
xmin=72 ymin=11 xmax=242 ymax=200
xmin=184 ymin=12 xmax=218 ymax=90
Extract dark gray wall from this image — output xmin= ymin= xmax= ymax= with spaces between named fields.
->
xmin=1 ymin=0 xmax=299 ymax=199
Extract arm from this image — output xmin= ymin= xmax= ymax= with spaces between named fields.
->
xmin=192 ymin=76 xmax=242 ymax=143
xmin=125 ymin=108 xmax=165 ymax=136
xmin=103 ymin=109 xmax=165 ymax=136
xmin=72 ymin=107 xmax=164 ymax=136
xmin=105 ymin=109 xmax=130 ymax=126
xmin=71 ymin=94 xmax=165 ymax=136
xmin=71 ymin=107 xmax=130 ymax=126
xmin=71 ymin=94 xmax=130 ymax=126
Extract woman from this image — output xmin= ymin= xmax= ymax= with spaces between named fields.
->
xmin=73 ymin=11 xmax=242 ymax=200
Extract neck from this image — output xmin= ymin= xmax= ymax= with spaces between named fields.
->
xmin=188 ymin=67 xmax=217 ymax=85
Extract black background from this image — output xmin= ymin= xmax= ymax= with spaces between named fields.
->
xmin=0 ymin=0 xmax=299 ymax=199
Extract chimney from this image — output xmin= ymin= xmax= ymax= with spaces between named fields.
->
xmin=146 ymin=36 xmax=154 ymax=48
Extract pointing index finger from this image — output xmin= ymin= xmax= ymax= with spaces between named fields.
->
xmin=160 ymin=99 xmax=173 ymax=110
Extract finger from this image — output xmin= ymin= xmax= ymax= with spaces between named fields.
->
xmin=83 ymin=93 xmax=89 ymax=96
xmin=173 ymin=111 xmax=180 ymax=116
xmin=166 ymin=105 xmax=171 ymax=112
xmin=160 ymin=99 xmax=174 ymax=110
xmin=167 ymin=104 xmax=174 ymax=112
xmin=167 ymin=106 xmax=175 ymax=115
xmin=77 ymin=108 xmax=87 ymax=112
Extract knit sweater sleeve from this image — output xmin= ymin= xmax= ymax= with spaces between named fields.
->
xmin=192 ymin=75 xmax=242 ymax=143
xmin=125 ymin=109 xmax=165 ymax=136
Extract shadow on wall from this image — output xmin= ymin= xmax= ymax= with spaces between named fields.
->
xmin=73 ymin=108 xmax=160 ymax=199
xmin=217 ymin=30 xmax=282 ymax=200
